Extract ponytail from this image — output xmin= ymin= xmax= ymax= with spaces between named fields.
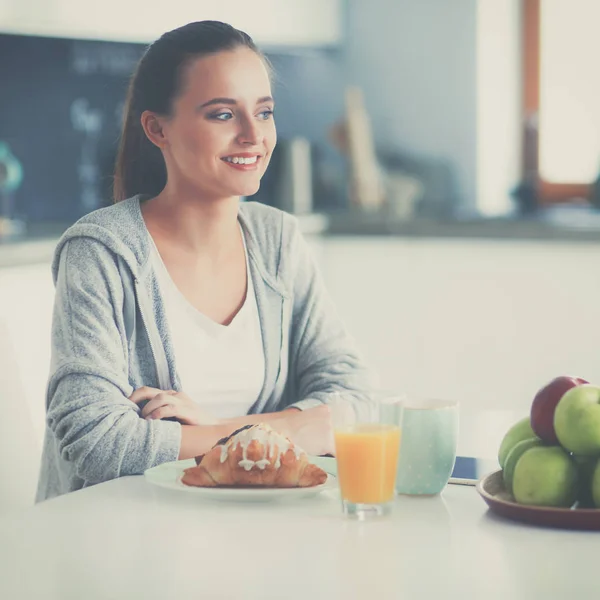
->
xmin=113 ymin=82 xmax=166 ymax=202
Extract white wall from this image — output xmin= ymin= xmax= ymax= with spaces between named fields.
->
xmin=476 ymin=0 xmax=522 ymax=216
xmin=0 ymin=0 xmax=342 ymax=46
xmin=343 ymin=0 xmax=478 ymax=209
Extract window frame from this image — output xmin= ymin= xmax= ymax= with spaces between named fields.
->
xmin=522 ymin=0 xmax=592 ymax=204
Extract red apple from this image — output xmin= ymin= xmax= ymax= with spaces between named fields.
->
xmin=530 ymin=375 xmax=588 ymax=443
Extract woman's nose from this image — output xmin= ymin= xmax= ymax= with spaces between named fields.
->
xmin=236 ymin=116 xmax=263 ymax=146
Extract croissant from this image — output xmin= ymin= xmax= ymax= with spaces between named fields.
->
xmin=181 ymin=423 xmax=328 ymax=488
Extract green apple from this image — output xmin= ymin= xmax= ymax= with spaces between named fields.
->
xmin=554 ymin=384 xmax=600 ymax=456
xmin=498 ymin=417 xmax=535 ymax=469
xmin=513 ymin=446 xmax=578 ymax=508
xmin=592 ymin=458 xmax=600 ymax=508
xmin=503 ymin=437 xmax=544 ymax=495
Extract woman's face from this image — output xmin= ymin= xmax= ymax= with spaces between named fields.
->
xmin=157 ymin=47 xmax=276 ymax=200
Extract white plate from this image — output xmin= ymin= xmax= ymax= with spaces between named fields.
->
xmin=144 ymin=458 xmax=337 ymax=503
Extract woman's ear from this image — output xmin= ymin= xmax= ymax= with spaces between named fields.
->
xmin=140 ymin=111 xmax=167 ymax=149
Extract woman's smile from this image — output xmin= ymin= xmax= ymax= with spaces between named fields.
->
xmin=221 ymin=152 xmax=262 ymax=170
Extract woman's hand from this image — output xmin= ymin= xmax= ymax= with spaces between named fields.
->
xmin=129 ymin=387 xmax=220 ymax=426
xmin=282 ymin=404 xmax=335 ymax=456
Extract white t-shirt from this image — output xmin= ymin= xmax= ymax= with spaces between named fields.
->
xmin=148 ymin=230 xmax=265 ymax=419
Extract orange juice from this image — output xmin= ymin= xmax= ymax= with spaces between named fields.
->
xmin=334 ymin=424 xmax=401 ymax=504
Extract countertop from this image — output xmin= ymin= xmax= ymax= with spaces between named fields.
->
xmin=325 ymin=209 xmax=600 ymax=242
xmin=0 ymin=214 xmax=332 ymax=268
xmin=2 ymin=210 xmax=600 ymax=268
xmin=0 ymin=223 xmax=66 ymax=268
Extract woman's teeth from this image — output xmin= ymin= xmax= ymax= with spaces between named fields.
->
xmin=224 ymin=156 xmax=258 ymax=165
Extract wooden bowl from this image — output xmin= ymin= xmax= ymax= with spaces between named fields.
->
xmin=476 ymin=470 xmax=600 ymax=531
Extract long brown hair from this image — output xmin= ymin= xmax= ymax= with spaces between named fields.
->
xmin=113 ymin=21 xmax=263 ymax=202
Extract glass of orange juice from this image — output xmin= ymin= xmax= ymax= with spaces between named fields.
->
xmin=331 ymin=392 xmax=403 ymax=519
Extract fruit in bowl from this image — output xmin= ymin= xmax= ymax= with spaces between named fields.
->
xmin=554 ymin=384 xmax=600 ymax=457
xmin=530 ymin=375 xmax=588 ymax=444
xmin=502 ymin=437 xmax=544 ymax=495
xmin=488 ymin=374 xmax=600 ymax=522
xmin=498 ymin=417 xmax=536 ymax=469
xmin=512 ymin=446 xmax=578 ymax=508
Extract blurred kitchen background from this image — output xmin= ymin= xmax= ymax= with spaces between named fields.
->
xmin=2 ymin=0 xmax=600 ymax=505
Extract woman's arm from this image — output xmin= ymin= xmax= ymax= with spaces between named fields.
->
xmin=179 ymin=404 xmax=333 ymax=458
xmin=129 ymin=386 xmax=332 ymax=457
xmin=46 ymin=238 xmax=181 ymax=485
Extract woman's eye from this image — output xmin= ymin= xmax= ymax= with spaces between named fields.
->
xmin=209 ymin=112 xmax=233 ymax=121
xmin=258 ymin=110 xmax=274 ymax=120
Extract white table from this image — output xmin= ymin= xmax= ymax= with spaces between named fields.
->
xmin=0 ymin=471 xmax=597 ymax=599
xmin=0 ymin=410 xmax=597 ymax=599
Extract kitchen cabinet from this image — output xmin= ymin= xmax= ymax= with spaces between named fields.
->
xmin=0 ymin=262 xmax=53 ymax=512
xmin=0 ymin=0 xmax=342 ymax=47
xmin=0 ymin=263 xmax=54 ymax=447
xmin=319 ymin=237 xmax=600 ymax=412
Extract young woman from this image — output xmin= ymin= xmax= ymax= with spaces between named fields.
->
xmin=37 ymin=20 xmax=373 ymax=501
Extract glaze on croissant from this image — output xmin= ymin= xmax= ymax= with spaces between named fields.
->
xmin=181 ymin=424 xmax=327 ymax=488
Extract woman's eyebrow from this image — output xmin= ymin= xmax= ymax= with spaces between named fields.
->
xmin=198 ymin=96 xmax=274 ymax=109
xmin=199 ymin=97 xmax=236 ymax=108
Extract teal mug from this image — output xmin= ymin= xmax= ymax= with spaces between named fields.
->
xmin=395 ymin=398 xmax=459 ymax=495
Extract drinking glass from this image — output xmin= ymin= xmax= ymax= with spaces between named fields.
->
xmin=330 ymin=392 xmax=403 ymax=519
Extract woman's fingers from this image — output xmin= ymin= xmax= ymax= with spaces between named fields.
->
xmin=130 ymin=388 xmax=219 ymax=426
xmin=140 ymin=393 xmax=176 ymax=418
xmin=282 ymin=404 xmax=335 ymax=457
xmin=129 ymin=386 xmax=174 ymax=405
xmin=145 ymin=404 xmax=179 ymax=421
